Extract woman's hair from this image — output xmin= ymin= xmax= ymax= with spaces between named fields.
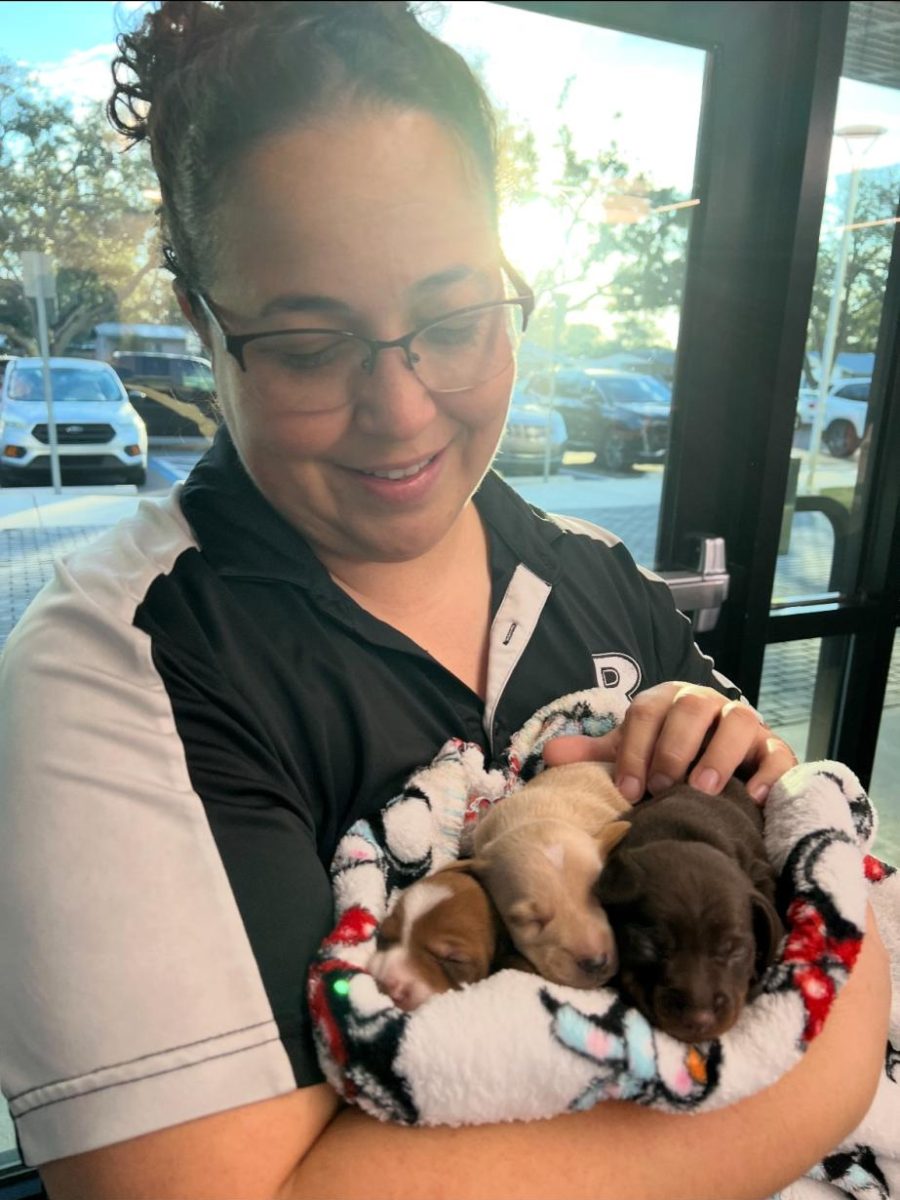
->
xmin=108 ymin=1 xmax=498 ymax=293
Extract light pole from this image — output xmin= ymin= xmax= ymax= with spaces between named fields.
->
xmin=805 ymin=124 xmax=886 ymax=491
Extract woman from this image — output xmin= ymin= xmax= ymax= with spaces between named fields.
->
xmin=0 ymin=3 xmax=887 ymax=1197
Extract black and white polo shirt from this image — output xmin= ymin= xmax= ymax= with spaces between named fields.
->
xmin=0 ymin=428 xmax=737 ymax=1164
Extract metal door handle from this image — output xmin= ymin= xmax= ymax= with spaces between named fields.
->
xmin=656 ymin=537 xmax=730 ymax=632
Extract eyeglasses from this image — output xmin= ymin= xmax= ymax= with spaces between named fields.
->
xmin=194 ymin=268 xmax=534 ymax=415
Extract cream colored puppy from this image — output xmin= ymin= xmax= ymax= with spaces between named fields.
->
xmin=465 ymin=762 xmax=631 ymax=989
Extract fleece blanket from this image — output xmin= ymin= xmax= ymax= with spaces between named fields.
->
xmin=308 ymin=688 xmax=900 ymax=1199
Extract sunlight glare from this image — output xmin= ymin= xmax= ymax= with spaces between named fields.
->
xmin=500 ymin=199 xmax=570 ymax=284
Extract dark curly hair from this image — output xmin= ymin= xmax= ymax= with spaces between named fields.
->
xmin=108 ymin=1 xmax=499 ymax=294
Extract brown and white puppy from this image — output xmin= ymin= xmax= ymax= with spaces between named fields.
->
xmin=465 ymin=762 xmax=632 ymax=989
xmin=596 ymin=779 xmax=784 ymax=1042
xmin=369 ymin=864 xmax=503 ymax=1012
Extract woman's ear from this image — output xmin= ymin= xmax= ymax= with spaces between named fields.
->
xmin=174 ymin=283 xmax=210 ymax=349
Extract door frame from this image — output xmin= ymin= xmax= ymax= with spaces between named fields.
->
xmin=502 ymin=0 xmax=900 ymax=785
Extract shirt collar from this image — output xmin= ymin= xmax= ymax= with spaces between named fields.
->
xmin=180 ymin=425 xmax=565 ymax=590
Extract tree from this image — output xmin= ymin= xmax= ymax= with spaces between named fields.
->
xmin=497 ymin=117 xmax=692 ymax=360
xmin=804 ymin=168 xmax=900 ymax=378
xmin=0 ymin=61 xmax=177 ymax=356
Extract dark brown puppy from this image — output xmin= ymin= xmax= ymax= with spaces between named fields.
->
xmin=596 ymin=779 xmax=783 ymax=1042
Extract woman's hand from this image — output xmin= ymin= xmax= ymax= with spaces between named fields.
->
xmin=543 ymin=681 xmax=797 ymax=805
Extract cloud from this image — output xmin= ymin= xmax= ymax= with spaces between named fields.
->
xmin=30 ymin=44 xmax=119 ymax=113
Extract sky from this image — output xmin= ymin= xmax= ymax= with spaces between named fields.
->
xmin=1 ymin=1 xmax=145 ymax=106
xmin=5 ymin=1 xmax=899 ymax=175
xmin=4 ymin=0 xmax=898 ymax=326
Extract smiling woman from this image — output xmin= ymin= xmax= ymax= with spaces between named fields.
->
xmin=0 ymin=4 xmax=887 ymax=1200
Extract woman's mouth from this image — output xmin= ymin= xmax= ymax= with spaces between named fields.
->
xmin=349 ymin=449 xmax=445 ymax=503
xmin=359 ymin=454 xmax=437 ymax=480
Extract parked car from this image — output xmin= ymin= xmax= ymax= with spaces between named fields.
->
xmin=0 ymin=357 xmax=148 ymax=485
xmin=821 ymin=377 xmax=870 ymax=458
xmin=110 ymin=351 xmax=218 ymax=438
xmin=494 ymin=389 xmax=568 ymax=474
xmin=795 ymin=387 xmax=819 ymax=429
xmin=523 ymin=367 xmax=670 ymax=472
xmin=0 ymin=354 xmax=18 ymax=384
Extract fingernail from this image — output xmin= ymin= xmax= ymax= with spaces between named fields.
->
xmin=694 ymin=767 xmax=720 ymax=793
xmin=648 ymin=773 xmax=674 ymax=795
xmin=616 ymin=774 xmax=642 ymax=804
xmin=750 ymin=784 xmax=770 ymax=805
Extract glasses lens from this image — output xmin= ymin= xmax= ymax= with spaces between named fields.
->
xmin=410 ymin=301 xmax=524 ymax=393
xmin=243 ymin=331 xmax=361 ymax=411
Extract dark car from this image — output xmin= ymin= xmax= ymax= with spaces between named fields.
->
xmin=110 ymin=351 xmax=218 ymax=439
xmin=523 ymin=368 xmax=671 ymax=471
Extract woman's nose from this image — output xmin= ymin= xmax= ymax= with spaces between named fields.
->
xmin=351 ymin=346 xmax=439 ymax=440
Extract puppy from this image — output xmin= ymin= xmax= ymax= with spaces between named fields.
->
xmin=596 ymin=779 xmax=783 ymax=1042
xmin=369 ymin=864 xmax=503 ymax=1011
xmin=465 ymin=762 xmax=632 ymax=989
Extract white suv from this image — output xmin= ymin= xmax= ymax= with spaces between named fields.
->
xmin=822 ymin=377 xmax=870 ymax=458
xmin=0 ymin=357 xmax=148 ymax=485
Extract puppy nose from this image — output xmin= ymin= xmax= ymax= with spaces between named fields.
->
xmin=384 ymin=979 xmax=414 ymax=1010
xmin=682 ymin=1008 xmax=718 ymax=1037
xmin=576 ymin=954 xmax=609 ymax=976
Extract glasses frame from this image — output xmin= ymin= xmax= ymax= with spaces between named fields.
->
xmin=192 ymin=261 xmax=535 ymax=395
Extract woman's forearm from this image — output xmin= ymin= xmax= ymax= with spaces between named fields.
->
xmin=284 ymin=907 xmax=889 ymax=1200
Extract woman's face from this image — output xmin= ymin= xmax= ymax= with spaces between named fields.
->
xmin=204 ymin=107 xmax=515 ymax=568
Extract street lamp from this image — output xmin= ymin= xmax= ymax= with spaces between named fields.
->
xmin=805 ymin=124 xmax=887 ymax=490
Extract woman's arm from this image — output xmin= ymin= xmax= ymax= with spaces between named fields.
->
xmin=287 ymin=906 xmax=889 ymax=1200
xmin=40 ymin=908 xmax=887 ymax=1200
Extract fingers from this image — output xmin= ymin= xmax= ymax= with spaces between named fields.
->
xmin=742 ymin=734 xmax=799 ymax=805
xmin=541 ymin=730 xmax=619 ymax=768
xmin=541 ymin=684 xmax=799 ymax=808
xmin=614 ymin=684 xmax=731 ymax=801
xmin=683 ymin=699 xmax=766 ymax=796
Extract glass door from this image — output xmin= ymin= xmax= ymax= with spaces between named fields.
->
xmin=436 ymin=1 xmax=708 ymax=570
xmin=757 ymin=0 xmax=900 ymax=860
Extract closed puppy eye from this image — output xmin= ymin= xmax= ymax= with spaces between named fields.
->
xmin=374 ymin=930 xmax=397 ymax=951
xmin=627 ymin=930 xmax=660 ymax=962
xmin=430 ymin=948 xmax=478 ymax=986
xmin=506 ymin=901 xmax=551 ymax=933
xmin=433 ymin=950 xmax=473 ymax=967
xmin=714 ymin=939 xmax=748 ymax=962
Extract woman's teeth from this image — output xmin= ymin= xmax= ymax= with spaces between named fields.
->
xmin=363 ymin=456 xmax=434 ymax=480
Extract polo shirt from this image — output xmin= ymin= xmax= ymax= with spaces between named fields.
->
xmin=0 ymin=427 xmax=738 ymax=1165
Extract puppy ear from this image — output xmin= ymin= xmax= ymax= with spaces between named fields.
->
xmin=749 ymin=891 xmax=785 ymax=989
xmin=436 ymin=857 xmax=489 ymax=878
xmin=596 ymin=820 xmax=631 ymax=856
xmin=595 ymin=848 xmax=643 ymax=906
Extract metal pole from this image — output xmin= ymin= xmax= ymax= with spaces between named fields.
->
xmin=542 ymin=293 xmax=567 ymax=482
xmin=804 ymin=165 xmax=861 ymax=491
xmin=34 ymin=278 xmax=62 ymax=493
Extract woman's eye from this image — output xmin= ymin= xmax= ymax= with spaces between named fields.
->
xmin=421 ymin=315 xmax=484 ymax=348
xmin=256 ymin=335 xmax=351 ymax=372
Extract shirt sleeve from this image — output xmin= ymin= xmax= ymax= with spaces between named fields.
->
xmin=0 ymin=561 xmax=330 ymax=1167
